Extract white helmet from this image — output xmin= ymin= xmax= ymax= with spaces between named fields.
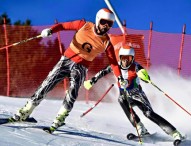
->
xmin=95 ymin=8 xmax=115 ymax=27
xmin=119 ymin=47 xmax=135 ymax=57
xmin=119 ymin=47 xmax=135 ymax=69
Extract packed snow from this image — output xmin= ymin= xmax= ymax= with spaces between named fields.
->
xmin=0 ymin=67 xmax=191 ymax=146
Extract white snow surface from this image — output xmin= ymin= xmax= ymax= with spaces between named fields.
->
xmin=0 ymin=67 xmax=191 ymax=146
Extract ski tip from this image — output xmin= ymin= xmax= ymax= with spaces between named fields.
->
xmin=127 ymin=133 xmax=137 ymax=140
xmin=0 ymin=117 xmax=38 ymax=125
xmin=127 ymin=133 xmax=144 ymax=144
xmin=173 ymin=139 xmax=181 ymax=146
xmin=43 ymin=127 xmax=53 ymax=134
xmin=0 ymin=118 xmax=10 ymax=125
xmin=43 ymin=126 xmax=56 ymax=134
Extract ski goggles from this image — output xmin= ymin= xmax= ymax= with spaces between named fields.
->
xmin=100 ymin=19 xmax=114 ymax=27
xmin=120 ymin=55 xmax=133 ymax=62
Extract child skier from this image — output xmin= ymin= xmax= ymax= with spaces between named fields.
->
xmin=84 ymin=46 xmax=184 ymax=143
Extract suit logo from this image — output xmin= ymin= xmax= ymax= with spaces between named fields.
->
xmin=82 ymin=42 xmax=92 ymax=53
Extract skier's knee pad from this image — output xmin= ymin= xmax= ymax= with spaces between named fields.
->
xmin=144 ymin=110 xmax=152 ymax=118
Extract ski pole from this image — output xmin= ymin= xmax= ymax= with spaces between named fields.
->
xmin=150 ymin=81 xmax=191 ymax=117
xmin=125 ymin=89 xmax=143 ymax=144
xmin=80 ymin=84 xmax=114 ymax=118
xmin=104 ymin=0 xmax=127 ymax=34
xmin=129 ymin=103 xmax=143 ymax=144
xmin=137 ymin=69 xmax=191 ymax=117
xmin=0 ymin=34 xmax=42 ymax=51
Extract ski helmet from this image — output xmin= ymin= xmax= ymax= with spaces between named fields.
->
xmin=119 ymin=47 xmax=135 ymax=69
xmin=119 ymin=47 xmax=135 ymax=57
xmin=95 ymin=8 xmax=115 ymax=28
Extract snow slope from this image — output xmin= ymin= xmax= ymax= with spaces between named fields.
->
xmin=0 ymin=67 xmax=191 ymax=146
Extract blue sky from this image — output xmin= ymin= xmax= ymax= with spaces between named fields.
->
xmin=1 ymin=0 xmax=191 ymax=34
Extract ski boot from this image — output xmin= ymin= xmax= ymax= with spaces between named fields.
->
xmin=171 ymin=130 xmax=185 ymax=146
xmin=11 ymin=101 xmax=36 ymax=122
xmin=43 ymin=106 xmax=69 ymax=134
xmin=137 ymin=122 xmax=150 ymax=137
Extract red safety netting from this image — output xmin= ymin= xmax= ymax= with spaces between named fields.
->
xmin=0 ymin=24 xmax=191 ymax=101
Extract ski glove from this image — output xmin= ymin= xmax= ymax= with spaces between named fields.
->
xmin=118 ymin=76 xmax=128 ymax=89
xmin=41 ymin=28 xmax=52 ymax=38
xmin=84 ymin=80 xmax=93 ymax=90
xmin=137 ymin=69 xmax=151 ymax=83
xmin=84 ymin=77 xmax=98 ymax=90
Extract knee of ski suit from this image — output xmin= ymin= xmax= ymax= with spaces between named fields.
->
xmin=118 ymin=92 xmax=141 ymax=126
xmin=143 ymin=110 xmax=154 ymax=118
xmin=63 ymin=66 xmax=86 ymax=111
xmin=63 ymin=81 xmax=81 ymax=111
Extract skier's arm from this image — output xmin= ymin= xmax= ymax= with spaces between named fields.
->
xmin=41 ymin=20 xmax=86 ymax=37
xmin=84 ymin=66 xmax=112 ymax=90
xmin=105 ymin=43 xmax=128 ymax=88
xmin=51 ymin=19 xmax=86 ymax=32
xmin=135 ymin=63 xmax=151 ymax=83
xmin=105 ymin=42 xmax=121 ymax=77
xmin=92 ymin=65 xmax=112 ymax=83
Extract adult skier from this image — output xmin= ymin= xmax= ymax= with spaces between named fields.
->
xmin=84 ymin=46 xmax=184 ymax=142
xmin=8 ymin=8 xmax=127 ymax=133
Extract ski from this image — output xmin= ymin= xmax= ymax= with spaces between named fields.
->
xmin=126 ymin=132 xmax=157 ymax=141
xmin=127 ymin=133 xmax=184 ymax=146
xmin=0 ymin=117 xmax=37 ymax=125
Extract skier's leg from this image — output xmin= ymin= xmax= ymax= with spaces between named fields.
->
xmin=142 ymin=107 xmax=184 ymax=140
xmin=118 ymin=92 xmax=141 ymax=127
xmin=13 ymin=57 xmax=72 ymax=121
xmin=51 ymin=63 xmax=87 ymax=130
xmin=137 ymin=91 xmax=184 ymax=140
xmin=119 ymin=88 xmax=149 ymax=136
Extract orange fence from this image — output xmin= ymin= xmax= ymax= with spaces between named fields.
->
xmin=0 ymin=21 xmax=191 ymax=100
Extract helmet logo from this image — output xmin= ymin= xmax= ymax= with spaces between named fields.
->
xmin=82 ymin=42 xmax=92 ymax=53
